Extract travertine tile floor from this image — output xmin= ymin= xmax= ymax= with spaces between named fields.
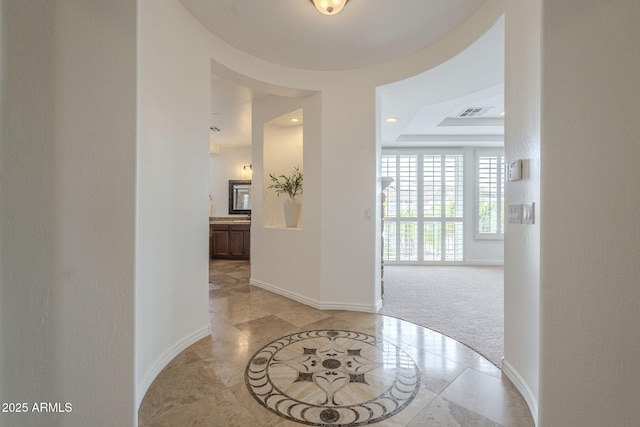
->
xmin=139 ymin=260 xmax=534 ymax=426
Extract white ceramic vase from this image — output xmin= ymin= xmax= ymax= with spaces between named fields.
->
xmin=283 ymin=198 xmax=301 ymax=228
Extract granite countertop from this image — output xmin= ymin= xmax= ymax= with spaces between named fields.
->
xmin=209 ymin=217 xmax=251 ymax=224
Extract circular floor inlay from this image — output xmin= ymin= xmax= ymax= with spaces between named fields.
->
xmin=245 ymin=330 xmax=420 ymax=426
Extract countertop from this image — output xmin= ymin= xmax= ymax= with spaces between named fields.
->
xmin=209 ymin=217 xmax=251 ymax=224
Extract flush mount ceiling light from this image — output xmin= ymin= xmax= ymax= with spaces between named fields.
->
xmin=385 ymin=117 xmax=399 ymax=123
xmin=309 ymin=0 xmax=350 ymax=16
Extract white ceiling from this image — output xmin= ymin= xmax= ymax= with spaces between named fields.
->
xmin=182 ymin=0 xmax=487 ymax=71
xmin=187 ymin=0 xmax=504 ymax=148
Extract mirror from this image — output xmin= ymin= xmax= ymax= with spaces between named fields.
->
xmin=229 ymin=180 xmax=252 ymax=214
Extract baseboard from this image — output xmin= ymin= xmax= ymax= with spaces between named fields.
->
xmin=136 ymin=325 xmax=210 ymax=408
xmin=502 ymin=358 xmax=538 ymax=426
xmin=384 ymin=261 xmax=504 ymax=266
xmin=250 ymin=278 xmax=379 ymax=313
xmin=374 ymin=298 xmax=383 ymax=312
xmin=465 ymin=260 xmax=504 ymax=266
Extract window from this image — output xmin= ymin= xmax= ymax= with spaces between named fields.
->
xmin=382 ymin=150 xmax=464 ymax=264
xmin=476 ymin=151 xmax=505 ymax=239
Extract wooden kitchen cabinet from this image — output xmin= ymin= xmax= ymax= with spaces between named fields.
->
xmin=210 ymin=223 xmax=250 ymax=260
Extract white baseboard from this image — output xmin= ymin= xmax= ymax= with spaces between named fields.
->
xmin=466 ymin=260 xmax=504 ymax=266
xmin=374 ymin=298 xmax=383 ymax=312
xmin=249 ymin=278 xmax=379 ymax=313
xmin=136 ymin=325 xmax=210 ymax=408
xmin=502 ymin=358 xmax=538 ymax=426
xmin=384 ymin=261 xmax=504 ymax=266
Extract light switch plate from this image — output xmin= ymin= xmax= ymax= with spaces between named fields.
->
xmin=522 ymin=203 xmax=535 ymax=224
xmin=508 ymin=205 xmax=522 ymax=224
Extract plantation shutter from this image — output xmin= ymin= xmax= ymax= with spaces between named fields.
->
xmin=382 ymin=150 xmax=464 ymax=264
xmin=477 ymin=153 xmax=504 ymax=238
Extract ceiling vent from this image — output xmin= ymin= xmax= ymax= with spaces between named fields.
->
xmin=457 ymin=107 xmax=490 ymax=118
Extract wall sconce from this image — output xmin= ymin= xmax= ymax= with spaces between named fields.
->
xmin=243 ymin=164 xmax=252 ymax=171
xmin=309 ymin=0 xmax=349 ymax=16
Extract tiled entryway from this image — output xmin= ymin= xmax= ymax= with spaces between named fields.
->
xmin=138 ymin=260 xmax=533 ymax=426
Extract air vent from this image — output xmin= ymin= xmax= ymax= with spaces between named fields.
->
xmin=458 ymin=107 xmax=490 ymax=118
xmin=210 ymin=126 xmax=221 ymax=132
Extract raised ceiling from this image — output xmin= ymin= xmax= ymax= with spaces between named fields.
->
xmin=181 ymin=0 xmax=487 ymax=71
xmin=182 ymin=0 xmax=504 ymax=148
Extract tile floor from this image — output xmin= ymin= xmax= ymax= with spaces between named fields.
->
xmin=138 ymin=260 xmax=534 ymax=426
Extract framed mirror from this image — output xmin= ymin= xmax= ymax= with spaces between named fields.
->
xmin=228 ymin=180 xmax=252 ymax=214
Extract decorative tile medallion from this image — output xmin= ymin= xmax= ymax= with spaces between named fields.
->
xmin=245 ymin=330 xmax=420 ymax=426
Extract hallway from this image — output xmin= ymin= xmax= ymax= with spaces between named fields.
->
xmin=138 ymin=260 xmax=532 ymax=426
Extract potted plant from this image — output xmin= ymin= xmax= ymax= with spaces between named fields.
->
xmin=268 ymin=166 xmax=303 ymax=227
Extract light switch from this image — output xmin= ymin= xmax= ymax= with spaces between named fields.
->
xmin=522 ymin=203 xmax=535 ymax=224
xmin=364 ymin=208 xmax=372 ymax=220
xmin=508 ymin=205 xmax=522 ymax=224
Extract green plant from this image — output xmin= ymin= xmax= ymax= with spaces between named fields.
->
xmin=268 ymin=166 xmax=303 ymax=198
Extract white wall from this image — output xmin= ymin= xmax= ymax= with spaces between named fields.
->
xmin=320 ymin=83 xmax=382 ymax=309
xmin=502 ymin=0 xmax=542 ymax=423
xmin=208 ymin=146 xmax=253 ymax=217
xmin=1 ymin=0 xmax=136 ymax=425
xmin=136 ymin=0 xmax=210 ymax=407
xmin=539 ymin=1 xmax=640 ymax=425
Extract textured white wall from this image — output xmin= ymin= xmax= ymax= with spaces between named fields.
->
xmin=503 ymin=0 xmax=542 ymax=422
xmin=320 ymin=83 xmax=381 ymax=309
xmin=0 ymin=0 xmax=136 ymax=425
xmin=136 ymin=0 xmax=210 ymax=407
xmin=539 ymin=1 xmax=640 ymax=425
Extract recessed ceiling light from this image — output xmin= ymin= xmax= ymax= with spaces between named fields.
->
xmin=499 ymin=111 xmax=506 ymax=116
xmin=386 ymin=117 xmax=399 ymax=123
xmin=290 ymin=118 xmax=299 ymax=123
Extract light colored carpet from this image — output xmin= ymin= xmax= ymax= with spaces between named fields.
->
xmin=380 ymin=265 xmax=503 ymax=367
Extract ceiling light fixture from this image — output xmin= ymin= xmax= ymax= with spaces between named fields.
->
xmin=309 ymin=0 xmax=350 ymax=16
xmin=386 ymin=117 xmax=399 ymax=123
xmin=290 ymin=118 xmax=299 ymax=123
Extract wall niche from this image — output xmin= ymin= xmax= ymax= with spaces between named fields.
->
xmin=263 ymin=108 xmax=303 ymax=229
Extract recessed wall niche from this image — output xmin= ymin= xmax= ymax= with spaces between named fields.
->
xmin=263 ymin=108 xmax=303 ymax=228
